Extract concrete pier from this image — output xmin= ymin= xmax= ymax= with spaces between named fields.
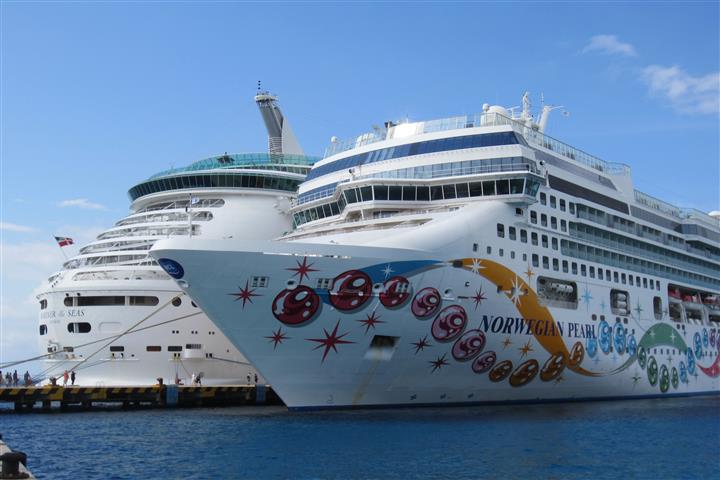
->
xmin=0 ymin=435 xmax=35 ymax=479
xmin=0 ymin=385 xmax=282 ymax=412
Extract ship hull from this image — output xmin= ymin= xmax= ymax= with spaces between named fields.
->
xmin=152 ymin=237 xmax=720 ymax=409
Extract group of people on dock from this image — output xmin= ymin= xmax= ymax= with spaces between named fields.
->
xmin=0 ymin=370 xmax=33 ymax=387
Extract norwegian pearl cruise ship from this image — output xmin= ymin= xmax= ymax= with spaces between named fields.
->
xmin=152 ymin=93 xmax=720 ymax=408
xmin=37 ymin=92 xmax=318 ymax=386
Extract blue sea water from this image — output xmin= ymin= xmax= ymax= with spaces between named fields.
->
xmin=1 ymin=396 xmax=719 ymax=479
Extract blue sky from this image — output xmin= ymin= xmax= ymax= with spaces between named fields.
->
xmin=1 ymin=2 xmax=718 ymax=364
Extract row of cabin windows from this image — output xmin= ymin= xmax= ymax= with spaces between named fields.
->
xmin=539 ymin=192 xmax=575 ymax=214
xmin=63 ymin=296 xmax=159 ymax=307
xmin=569 ymin=222 xmax=719 ymax=277
xmin=295 ymin=177 xmax=541 ymax=227
xmin=496 ymin=223 xmax=664 ymax=291
xmin=562 ymin=239 xmax=720 ymax=289
xmin=529 ymin=211 xmax=567 ymax=232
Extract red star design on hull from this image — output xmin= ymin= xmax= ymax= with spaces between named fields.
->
xmin=357 ymin=312 xmax=385 ymax=334
xmin=518 ymin=340 xmax=534 ymax=359
xmin=228 ymin=280 xmax=261 ymax=309
xmin=471 ymin=287 xmax=487 ymax=310
xmin=287 ymin=256 xmax=318 ymax=283
xmin=307 ymin=320 xmax=355 ymax=362
xmin=412 ymin=335 xmax=432 ymax=354
xmin=430 ymin=353 xmax=449 ymax=372
xmin=265 ymin=328 xmax=290 ymax=349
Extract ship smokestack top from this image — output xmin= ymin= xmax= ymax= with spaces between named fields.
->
xmin=254 ymin=82 xmax=304 ymax=156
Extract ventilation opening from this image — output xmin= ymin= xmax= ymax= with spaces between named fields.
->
xmin=365 ymin=335 xmax=399 ymax=361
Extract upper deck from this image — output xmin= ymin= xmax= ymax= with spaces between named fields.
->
xmin=128 ymin=152 xmax=320 ymax=201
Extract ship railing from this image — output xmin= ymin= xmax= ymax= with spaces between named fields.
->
xmin=635 ymin=190 xmax=719 ymax=228
xmin=293 ymin=163 xmax=539 ymax=207
xmin=323 ymin=112 xmax=630 ymax=176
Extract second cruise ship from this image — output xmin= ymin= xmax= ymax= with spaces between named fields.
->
xmin=37 ymin=92 xmax=319 ymax=386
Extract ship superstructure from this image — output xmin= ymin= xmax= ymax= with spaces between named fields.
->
xmin=151 ymin=93 xmax=720 ymax=408
xmin=37 ymin=93 xmax=319 ymax=386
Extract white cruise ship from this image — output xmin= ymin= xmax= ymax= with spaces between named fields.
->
xmin=151 ymin=93 xmax=720 ymax=408
xmin=37 ymin=92 xmax=319 ymax=386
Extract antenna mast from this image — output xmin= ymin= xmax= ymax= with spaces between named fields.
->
xmin=254 ymin=83 xmax=304 ymax=155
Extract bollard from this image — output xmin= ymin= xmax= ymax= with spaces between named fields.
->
xmin=0 ymin=451 xmax=29 ymax=479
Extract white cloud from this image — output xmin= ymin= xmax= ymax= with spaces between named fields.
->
xmin=641 ymin=65 xmax=720 ymax=114
xmin=57 ymin=198 xmax=107 ymax=210
xmin=583 ymin=34 xmax=637 ymax=57
xmin=0 ymin=222 xmax=36 ymax=233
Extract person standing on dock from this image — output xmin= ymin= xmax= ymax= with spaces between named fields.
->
xmin=70 ymin=371 xmax=76 ymax=386
xmin=0 ymin=370 xmax=3 ymax=386
xmin=12 ymin=370 xmax=18 ymax=386
xmin=5 ymin=372 xmax=11 ymax=385
xmin=254 ymin=373 xmax=258 ymax=384
xmin=23 ymin=371 xmax=31 ymax=386
xmin=246 ymin=373 xmax=251 ymax=385
xmin=62 ymin=370 xmax=69 ymax=387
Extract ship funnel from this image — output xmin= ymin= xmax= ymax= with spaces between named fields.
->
xmin=254 ymin=86 xmax=304 ymax=155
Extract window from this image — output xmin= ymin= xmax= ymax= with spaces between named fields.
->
xmin=172 ymin=297 xmax=182 ymax=307
xmin=550 ymin=196 xmax=557 ymax=208
xmin=629 ymin=276 xmax=634 ymax=286
xmin=509 ymin=227 xmax=516 ymax=241
xmin=511 ymin=251 xmax=516 ymax=259
xmin=67 ymin=322 xmax=91 ymax=333
xmin=542 ymin=256 xmax=550 ymax=269
xmin=76 ymin=296 xmax=125 ymax=307
xmin=560 ymin=199 xmax=566 ymax=212
xmin=569 ymin=202 xmax=576 ymax=214
xmin=532 ymin=254 xmax=539 ymax=267
xmin=129 ymin=296 xmax=159 ymax=306
xmin=541 ymin=214 xmax=548 ymax=227
xmin=482 ymin=181 xmax=495 ymax=196
xmin=551 ymin=217 xmax=557 ymax=230
xmin=499 ymin=249 xmax=504 ymax=257
xmin=168 ymin=346 xmax=183 ymax=352
xmin=109 ymin=346 xmax=125 ymax=352
xmin=520 ymin=229 xmax=527 ymax=243
xmin=487 ymin=246 xmax=492 ymax=254
xmin=40 ymin=324 xmax=48 ymax=335
xmin=251 ymin=276 xmax=269 ymax=288
xmin=643 ymin=278 xmax=648 ymax=288
xmin=39 ymin=299 xmax=47 ymax=310
xmin=531 ymin=232 xmax=538 ymax=246
xmin=497 ymin=223 xmax=505 ymax=238
xmin=562 ymin=260 xmax=569 ymax=273
xmin=552 ymin=259 xmax=559 ymax=271
xmin=614 ymin=272 xmax=619 ymax=283
xmin=551 ymin=238 xmax=558 ymax=250
xmin=572 ymin=262 xmax=578 ymax=275
xmin=64 ymin=297 xmax=73 ymax=307
xmin=561 ymin=219 xmax=567 ymax=232
xmin=540 ymin=192 xmax=547 ymax=205
xmin=473 ymin=243 xmax=478 ymax=252
xmin=653 ymin=297 xmax=663 ymax=320
xmin=621 ymin=273 xmax=627 ymax=285
xmin=541 ymin=235 xmax=548 ymax=248
xmin=146 ymin=346 xmax=162 ymax=352
xmin=598 ymin=269 xmax=604 ymax=280
xmin=589 ymin=266 xmax=595 ymax=278
xmin=581 ymin=264 xmax=587 ymax=277
xmin=186 ymin=344 xmax=202 ymax=350
xmin=456 ymin=183 xmax=469 ymax=198
xmin=530 ymin=211 xmax=537 ymax=224
xmin=469 ymin=182 xmax=482 ymax=197
xmin=611 ymin=290 xmax=630 ymax=315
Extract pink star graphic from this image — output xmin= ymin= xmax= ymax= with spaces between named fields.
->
xmin=357 ymin=312 xmax=385 ymax=334
xmin=430 ymin=354 xmax=449 ymax=372
xmin=306 ymin=320 xmax=355 ymax=362
xmin=286 ymin=256 xmax=318 ymax=283
xmin=228 ymin=280 xmax=261 ymax=308
xmin=471 ymin=287 xmax=487 ymax=310
xmin=412 ymin=335 xmax=432 ymax=354
xmin=265 ymin=328 xmax=289 ymax=349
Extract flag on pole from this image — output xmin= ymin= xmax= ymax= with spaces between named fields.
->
xmin=54 ymin=236 xmax=74 ymax=247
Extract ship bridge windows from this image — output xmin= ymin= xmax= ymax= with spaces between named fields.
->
xmin=293 ymin=174 xmax=541 ymax=228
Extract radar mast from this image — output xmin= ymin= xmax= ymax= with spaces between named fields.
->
xmin=254 ymin=82 xmax=304 ymax=155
